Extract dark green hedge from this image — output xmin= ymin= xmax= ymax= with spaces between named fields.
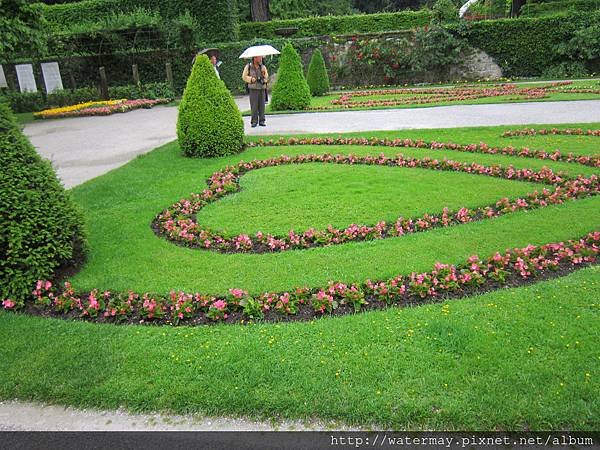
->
xmin=239 ymin=10 xmax=432 ymax=40
xmin=455 ymin=11 xmax=600 ymax=77
xmin=41 ymin=0 xmax=121 ymax=31
xmin=0 ymin=102 xmax=86 ymax=303
xmin=42 ymin=0 xmax=238 ymax=42
xmin=521 ymin=0 xmax=600 ymax=17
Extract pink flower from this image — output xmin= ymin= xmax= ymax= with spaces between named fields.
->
xmin=212 ymin=299 xmax=227 ymax=311
xmin=2 ymin=299 xmax=15 ymax=309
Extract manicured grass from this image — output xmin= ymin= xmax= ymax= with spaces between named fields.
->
xmin=1 ymin=266 xmax=598 ymax=429
xmin=198 ymin=163 xmax=544 ymax=235
xmin=259 ymin=79 xmax=600 ymax=114
xmin=67 ymin=123 xmax=600 ymax=294
xmin=2 ymin=122 xmax=598 ymax=429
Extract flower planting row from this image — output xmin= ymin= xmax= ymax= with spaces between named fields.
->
xmin=247 ymin=136 xmax=600 ymax=167
xmin=33 ymin=98 xmax=171 ymax=119
xmin=2 ymin=232 xmax=598 ymax=326
xmin=153 ymin=150 xmax=599 ymax=254
xmin=314 ymin=82 xmax=580 ymax=110
xmin=502 ymin=127 xmax=600 ymax=138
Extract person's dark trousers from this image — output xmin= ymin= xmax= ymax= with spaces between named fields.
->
xmin=250 ymin=88 xmax=266 ymax=126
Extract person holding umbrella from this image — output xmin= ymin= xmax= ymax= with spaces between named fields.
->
xmin=240 ymin=45 xmax=280 ymax=127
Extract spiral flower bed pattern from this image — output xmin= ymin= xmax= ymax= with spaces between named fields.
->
xmin=153 ymin=139 xmax=599 ymax=254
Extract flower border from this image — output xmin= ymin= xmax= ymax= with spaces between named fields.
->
xmin=3 ymin=232 xmax=598 ymax=326
xmin=502 ymin=127 xmax=600 ymax=138
xmin=311 ymin=82 xmax=583 ymax=110
xmin=33 ymin=98 xmax=172 ymax=120
xmin=153 ymin=144 xmax=598 ymax=253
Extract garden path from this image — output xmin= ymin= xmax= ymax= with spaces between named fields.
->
xmin=0 ymin=400 xmax=349 ymax=431
xmin=22 ymin=99 xmax=600 ymax=188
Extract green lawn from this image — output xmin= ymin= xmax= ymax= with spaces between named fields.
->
xmin=258 ymin=79 xmax=600 ymax=114
xmin=198 ymin=163 xmax=544 ymax=235
xmin=1 ymin=122 xmax=599 ymax=429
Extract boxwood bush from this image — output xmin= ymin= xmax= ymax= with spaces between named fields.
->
xmin=0 ymin=102 xmax=86 ymax=303
xmin=306 ymin=49 xmax=330 ymax=96
xmin=177 ymin=55 xmax=244 ymax=157
xmin=271 ymin=43 xmax=311 ymax=111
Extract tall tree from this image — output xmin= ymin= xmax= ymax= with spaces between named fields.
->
xmin=510 ymin=0 xmax=526 ymax=17
xmin=250 ymin=0 xmax=270 ymax=21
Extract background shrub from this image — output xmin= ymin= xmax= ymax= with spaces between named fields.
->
xmin=270 ymin=43 xmax=311 ymax=111
xmin=0 ymin=102 xmax=86 ymax=303
xmin=306 ymin=49 xmax=330 ymax=96
xmin=177 ymin=54 xmax=244 ymax=157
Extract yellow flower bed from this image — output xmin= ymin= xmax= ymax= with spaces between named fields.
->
xmin=34 ymin=99 xmax=127 ymax=119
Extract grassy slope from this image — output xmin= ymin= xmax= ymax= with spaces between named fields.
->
xmin=1 ymin=266 xmax=598 ymax=429
xmin=1 ymin=123 xmax=598 ymax=429
xmin=68 ymin=124 xmax=600 ymax=294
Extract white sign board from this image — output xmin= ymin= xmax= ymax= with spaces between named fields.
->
xmin=15 ymin=64 xmax=37 ymax=93
xmin=41 ymin=62 xmax=63 ymax=93
xmin=0 ymin=65 xmax=7 ymax=88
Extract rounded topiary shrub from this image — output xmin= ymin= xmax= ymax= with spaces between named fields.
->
xmin=306 ymin=49 xmax=330 ymax=96
xmin=271 ymin=42 xmax=312 ymax=111
xmin=177 ymin=54 xmax=244 ymax=157
xmin=0 ymin=102 xmax=86 ymax=305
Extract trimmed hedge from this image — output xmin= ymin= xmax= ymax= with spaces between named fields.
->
xmin=270 ymin=43 xmax=312 ymax=111
xmin=0 ymin=102 xmax=86 ymax=303
xmin=239 ymin=10 xmax=432 ymax=40
xmin=306 ymin=49 xmax=330 ymax=96
xmin=41 ymin=0 xmax=238 ymax=42
xmin=455 ymin=11 xmax=600 ymax=77
xmin=522 ymin=0 xmax=600 ymax=16
xmin=177 ymin=55 xmax=244 ymax=157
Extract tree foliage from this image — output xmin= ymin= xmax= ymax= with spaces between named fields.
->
xmin=270 ymin=42 xmax=311 ymax=111
xmin=306 ymin=49 xmax=330 ymax=96
xmin=177 ymin=55 xmax=244 ymax=157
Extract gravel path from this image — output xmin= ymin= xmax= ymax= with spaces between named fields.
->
xmin=23 ymin=99 xmax=600 ymax=188
xmin=0 ymin=400 xmax=353 ymax=431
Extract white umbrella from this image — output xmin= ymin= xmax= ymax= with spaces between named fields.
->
xmin=239 ymin=45 xmax=280 ymax=59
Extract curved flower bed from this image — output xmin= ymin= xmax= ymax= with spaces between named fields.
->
xmin=247 ymin=136 xmax=600 ymax=167
xmin=313 ymin=82 xmax=579 ymax=110
xmin=153 ymin=144 xmax=599 ymax=254
xmin=2 ymin=232 xmax=598 ymax=326
xmin=34 ymin=98 xmax=171 ymax=119
xmin=502 ymin=127 xmax=600 ymax=138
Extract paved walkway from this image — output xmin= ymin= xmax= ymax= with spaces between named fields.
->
xmin=0 ymin=400 xmax=350 ymax=431
xmin=23 ymin=99 xmax=600 ymax=188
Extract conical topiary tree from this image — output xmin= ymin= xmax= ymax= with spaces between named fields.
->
xmin=177 ymin=54 xmax=244 ymax=157
xmin=0 ymin=102 xmax=86 ymax=305
xmin=306 ymin=49 xmax=330 ymax=96
xmin=270 ymin=42 xmax=312 ymax=111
